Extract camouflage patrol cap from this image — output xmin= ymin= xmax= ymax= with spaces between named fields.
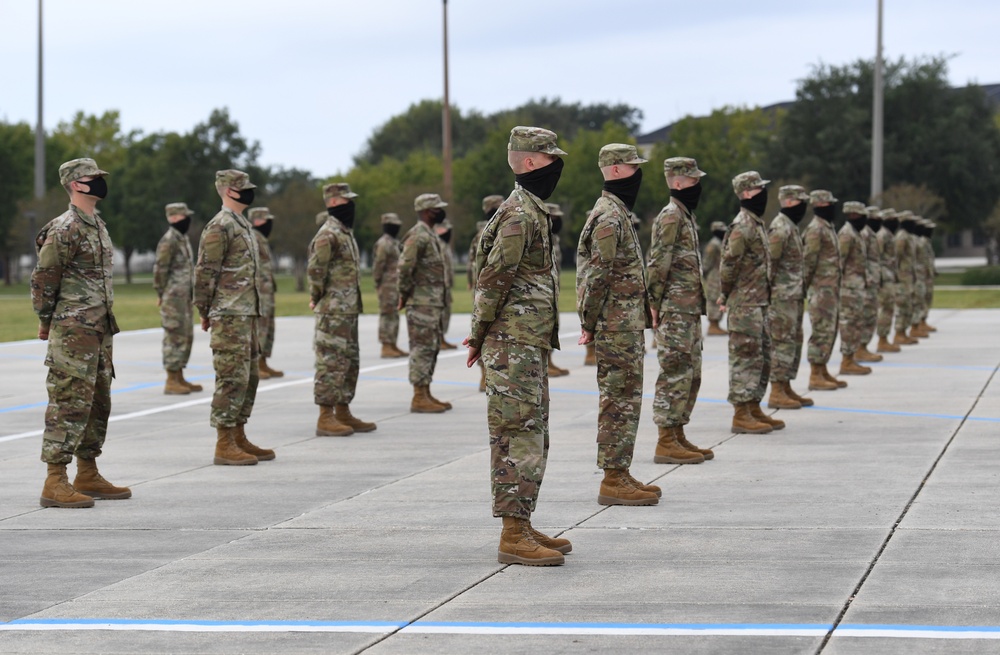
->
xmin=544 ymin=203 xmax=564 ymax=217
xmin=897 ymin=210 xmax=915 ymax=222
xmin=215 ymin=169 xmax=256 ymax=190
xmin=810 ymin=189 xmax=838 ymax=205
xmin=842 ymin=201 xmax=867 ymax=215
xmin=865 ymin=205 xmax=881 ymax=217
xmin=323 ymin=182 xmax=357 ymax=200
xmin=482 ymin=195 xmax=504 ymax=213
xmin=164 ymin=202 xmax=194 ymax=218
xmin=508 ymin=126 xmax=567 ymax=156
xmin=598 ymin=143 xmax=647 ymax=168
xmin=59 ymin=158 xmax=109 ymax=186
xmin=710 ymin=221 xmax=727 ymax=232
xmin=731 ymin=171 xmax=770 ymax=195
xmin=380 ymin=212 xmax=402 ymax=226
xmin=248 ymin=207 xmax=274 ymax=222
xmin=663 ymin=157 xmax=706 ymax=179
xmin=778 ymin=185 xmax=810 ymax=202
xmin=880 ymin=208 xmax=897 ymax=220
xmin=414 ymin=193 xmax=447 ymax=212
xmin=315 ymin=210 xmax=329 ymax=226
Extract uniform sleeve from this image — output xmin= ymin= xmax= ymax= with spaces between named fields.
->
xmin=397 ymin=233 xmax=420 ymax=305
xmin=307 ymin=232 xmax=333 ymax=305
xmin=153 ymin=234 xmax=172 ymax=298
xmin=194 ymin=221 xmax=226 ymax=317
xmin=469 ymin=214 xmax=529 ymax=348
xmin=645 ymin=207 xmax=680 ymax=310
xmin=467 ymin=239 xmax=478 ymax=287
xmin=838 ymin=230 xmax=852 ymax=272
xmin=802 ymin=228 xmax=819 ymax=291
xmin=30 ymin=222 xmax=71 ymax=326
xmin=576 ymin=212 xmax=618 ymax=332
xmin=719 ymin=222 xmax=745 ymax=300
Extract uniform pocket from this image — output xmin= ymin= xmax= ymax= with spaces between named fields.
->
xmin=44 ymin=325 xmax=101 ymax=380
xmin=482 ymin=340 xmax=543 ymax=406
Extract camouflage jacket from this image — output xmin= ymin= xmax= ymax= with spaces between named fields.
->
xmin=467 ymin=222 xmax=487 ymax=289
xmin=470 ymin=185 xmax=558 ymax=350
xmin=576 ymin=191 xmax=651 ymax=332
xmin=253 ymin=230 xmax=276 ymax=316
xmin=308 ymin=217 xmax=362 ymax=315
xmin=441 ymin=239 xmax=454 ymax=304
xmin=767 ymin=212 xmax=804 ymax=301
xmin=398 ymin=221 xmax=445 ymax=308
xmin=802 ymin=216 xmax=841 ymax=291
xmin=153 ymin=225 xmax=193 ymax=302
xmin=861 ymin=226 xmax=881 ymax=289
xmin=894 ymin=230 xmax=916 ymax=287
xmin=876 ymin=227 xmax=897 ymax=284
xmin=647 ymin=198 xmax=705 ymax=315
xmin=702 ymin=235 xmax=722 ymax=296
xmin=923 ymin=238 xmax=936 ymax=280
xmin=552 ymin=233 xmax=563 ymax=295
xmin=719 ymin=208 xmax=771 ymax=307
xmin=838 ymin=223 xmax=868 ymax=291
xmin=372 ymin=233 xmax=400 ymax=291
xmin=31 ymin=204 xmax=118 ymax=332
xmin=194 ymin=207 xmax=262 ymax=318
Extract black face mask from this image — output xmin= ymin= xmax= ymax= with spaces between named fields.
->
xmin=329 ymin=201 xmax=355 ymax=229
xmin=484 ymin=207 xmax=499 ymax=221
xmin=172 ymin=216 xmax=192 ymax=234
xmin=813 ymin=204 xmax=836 ymax=221
xmin=712 ymin=230 xmax=726 ymax=240
xmin=439 ymin=229 xmax=452 ymax=244
xmin=230 ymin=187 xmax=254 ymax=206
xmin=431 ymin=208 xmax=447 ymax=225
xmin=670 ymin=181 xmax=702 ymax=211
xmin=253 ymin=219 xmax=273 ymax=238
xmin=384 ymin=224 xmax=400 ymax=238
xmin=515 ymin=157 xmax=564 ymax=201
xmin=847 ymin=216 xmax=867 ymax=232
xmin=885 ymin=219 xmax=899 ymax=234
xmin=80 ymin=177 xmax=108 ymax=199
xmin=551 ymin=216 xmax=563 ymax=234
xmin=868 ymin=218 xmax=882 ymax=232
xmin=740 ymin=189 xmax=768 ymax=217
xmin=784 ymin=202 xmax=807 ymax=224
xmin=604 ymin=167 xmax=643 ymax=211
xmin=902 ymin=221 xmax=918 ymax=235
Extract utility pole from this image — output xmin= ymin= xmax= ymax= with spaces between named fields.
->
xmin=870 ymin=0 xmax=884 ymax=205
xmin=34 ymin=0 xmax=45 ymax=200
xmin=441 ymin=0 xmax=453 ymax=203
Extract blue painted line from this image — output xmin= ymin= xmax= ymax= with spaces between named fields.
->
xmin=0 ymin=375 xmax=214 ymax=415
xmin=838 ymin=624 xmax=1000 ymax=633
xmin=412 ymin=621 xmax=832 ymax=630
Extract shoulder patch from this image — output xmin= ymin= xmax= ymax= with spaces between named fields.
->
xmin=501 ymin=223 xmax=522 ymax=237
xmin=596 ymin=225 xmax=615 ymax=240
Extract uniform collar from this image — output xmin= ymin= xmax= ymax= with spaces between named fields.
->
xmin=514 ymin=184 xmax=548 ymax=215
xmin=69 ymin=203 xmax=99 ymax=227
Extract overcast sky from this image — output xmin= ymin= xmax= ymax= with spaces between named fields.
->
xmin=1 ymin=0 xmax=997 ymax=179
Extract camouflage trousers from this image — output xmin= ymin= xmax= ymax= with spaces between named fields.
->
xmin=406 ymin=304 xmax=443 ymax=386
xmin=441 ymin=290 xmax=453 ymax=338
xmin=727 ymin=306 xmax=771 ymax=405
xmin=705 ymin=275 xmax=722 ymax=321
xmin=912 ymin=279 xmax=927 ymax=326
xmin=160 ymin=295 xmax=193 ymax=372
xmin=377 ymin=287 xmax=401 ymax=345
xmin=923 ymin=278 xmax=934 ymax=321
xmin=314 ymin=313 xmax=359 ymax=407
xmin=209 ymin=315 xmax=259 ymax=428
xmin=861 ymin=286 xmax=879 ymax=346
xmin=483 ymin=338 xmax=550 ymax=519
xmin=807 ymin=286 xmax=839 ymax=364
xmin=595 ymin=330 xmax=644 ymax=470
xmin=768 ymin=298 xmax=803 ymax=382
xmin=40 ymin=324 xmax=113 ymax=464
xmin=652 ymin=312 xmax=702 ymax=428
xmin=895 ymin=282 xmax=914 ymax=331
xmin=839 ymin=287 xmax=867 ymax=355
xmin=877 ymin=282 xmax=896 ymax=337
xmin=257 ymin=312 xmax=276 ymax=359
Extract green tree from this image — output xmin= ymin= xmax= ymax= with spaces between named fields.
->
xmin=0 ymin=121 xmax=35 ymax=283
xmin=258 ymin=169 xmax=319 ymax=291
xmin=355 ymin=100 xmax=489 ymax=165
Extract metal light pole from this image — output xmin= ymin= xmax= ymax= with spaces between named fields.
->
xmin=441 ymin=0 xmax=453 ymax=203
xmin=870 ymin=0 xmax=884 ymax=205
xmin=34 ymin=0 xmax=45 ymax=200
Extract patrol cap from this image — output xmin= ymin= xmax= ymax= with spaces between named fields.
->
xmin=508 ymin=126 xmax=567 ymax=156
xmin=663 ymin=157 xmax=706 ymax=179
xmin=165 ymin=202 xmax=194 ymax=218
xmin=380 ymin=212 xmax=402 ymax=226
xmin=545 ymin=202 xmax=564 ymax=217
xmin=810 ymin=189 xmax=838 ymax=205
xmin=598 ymin=143 xmax=647 ymax=168
xmin=482 ymin=195 xmax=504 ymax=214
xmin=842 ymin=201 xmax=867 ymax=215
xmin=710 ymin=221 xmax=727 ymax=232
xmin=414 ymin=193 xmax=447 ymax=212
xmin=778 ymin=185 xmax=810 ymax=202
xmin=215 ymin=169 xmax=256 ymax=190
xmin=865 ymin=205 xmax=881 ymax=217
xmin=323 ymin=182 xmax=357 ymax=200
xmin=897 ymin=210 xmax=915 ymax=222
xmin=880 ymin=208 xmax=897 ymax=220
xmin=315 ymin=210 xmax=329 ymax=226
xmin=732 ymin=171 xmax=770 ymax=195
xmin=59 ymin=158 xmax=109 ymax=186
xmin=248 ymin=207 xmax=274 ymax=222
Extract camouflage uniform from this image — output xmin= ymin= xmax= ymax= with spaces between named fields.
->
xmin=803 ymin=192 xmax=841 ymax=365
xmin=894 ymin=212 xmax=917 ymax=330
xmin=398 ymin=197 xmax=448 ymax=387
xmin=437 ymin=219 xmax=455 ymax=338
xmin=469 ymin=127 xmax=564 ymax=519
xmin=154 ymin=204 xmax=195 ymax=372
xmin=838 ymin=203 xmax=869 ymax=356
xmin=703 ymin=228 xmax=724 ymax=323
xmin=860 ymin=208 xmax=882 ymax=347
xmin=577 ymin=144 xmax=651 ymax=470
xmin=373 ymin=213 xmax=402 ymax=346
xmin=922 ymin=223 xmax=936 ymax=321
xmin=309 ymin=208 xmax=362 ymax=407
xmin=720 ymin=174 xmax=772 ymax=405
xmin=194 ymin=172 xmax=263 ymax=429
xmin=249 ymin=208 xmax=278 ymax=359
xmin=911 ymin=218 xmax=929 ymax=327
xmin=876 ymin=209 xmax=898 ymax=337
xmin=647 ymin=158 xmax=707 ymax=429
xmin=767 ymin=187 xmax=809 ymax=383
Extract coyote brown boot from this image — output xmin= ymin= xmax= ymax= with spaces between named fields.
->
xmin=910 ymin=323 xmax=930 ymax=338
xmin=894 ymin=329 xmax=918 ymax=346
xmin=598 ymin=469 xmax=659 ymax=505
xmin=411 ymin=385 xmax=447 ymax=414
xmin=624 ymin=470 xmax=663 ymax=497
xmin=527 ymin=522 xmax=572 ymax=554
xmin=732 ymin=403 xmax=773 ymax=434
xmin=214 ymin=427 xmax=258 ymax=465
xmin=855 ymin=346 xmax=883 ymax=363
xmin=785 ymin=381 xmax=813 ymax=407
xmin=921 ymin=319 xmax=937 ymax=333
xmin=707 ymin=319 xmax=727 ymax=336
xmin=654 ymin=427 xmax=705 ymax=464
xmin=427 ymin=386 xmax=452 ymax=410
xmin=877 ymin=335 xmax=901 ymax=353
xmin=179 ymin=370 xmax=203 ymax=392
xmin=40 ymin=463 xmax=94 ymax=508
xmin=750 ymin=402 xmax=785 ymax=430
xmin=498 ymin=516 xmax=564 ymax=566
xmin=317 ymin=405 xmax=354 ymax=436
xmin=440 ymin=337 xmax=458 ymax=350
xmin=164 ymin=370 xmax=190 ymax=395
xmin=583 ymin=343 xmax=596 ymax=366
xmin=335 ymin=404 xmax=377 ymax=433
xmin=380 ymin=343 xmax=396 ymax=359
xmin=808 ymin=363 xmax=838 ymax=391
xmin=257 ymin=360 xmax=271 ymax=380
xmin=767 ymin=381 xmax=801 ymax=410
xmin=822 ymin=364 xmax=848 ymax=388
xmin=676 ymin=425 xmax=714 ymax=460
xmin=73 ymin=458 xmax=131 ymax=499
xmin=839 ymin=354 xmax=872 ymax=376
xmin=233 ymin=425 xmax=275 ymax=461
xmin=547 ymin=352 xmax=569 ymax=377
xmin=260 ymin=358 xmax=283 ymax=378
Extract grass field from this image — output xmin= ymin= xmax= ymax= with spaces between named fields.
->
xmin=2 ymin=270 xmax=996 ymax=343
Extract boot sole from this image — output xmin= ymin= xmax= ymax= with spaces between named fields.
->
xmin=164 ymin=390 xmax=191 ymax=395
xmin=40 ymin=496 xmax=95 ymax=508
xmin=410 ymin=407 xmax=447 ymax=414
xmin=732 ymin=426 xmax=773 ymax=434
xmin=795 ymin=400 xmax=815 ymax=406
xmin=248 ymin=453 xmax=276 ymax=461
xmin=653 ymin=455 xmax=703 ymax=464
xmin=76 ymin=490 xmax=132 ymax=499
xmin=345 ymin=425 xmax=377 ymax=433
xmin=767 ymin=402 xmax=801 ymax=409
xmin=839 ymin=371 xmax=871 ymax=376
xmin=213 ymin=457 xmax=258 ymax=465
xmin=761 ymin=423 xmax=785 ymax=430
xmin=497 ymin=552 xmax=565 ymax=566
xmin=808 ymin=385 xmax=839 ymax=390
xmin=597 ymin=494 xmax=659 ymax=506
xmin=316 ymin=430 xmax=354 ymax=436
